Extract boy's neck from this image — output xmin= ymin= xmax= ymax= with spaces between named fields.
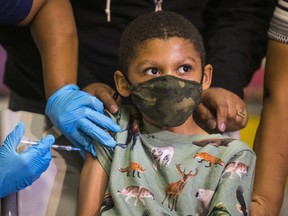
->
xmin=163 ymin=118 xmax=208 ymax=135
xmin=143 ymin=114 xmax=209 ymax=135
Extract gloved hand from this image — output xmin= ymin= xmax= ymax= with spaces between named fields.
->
xmin=0 ymin=122 xmax=54 ymax=198
xmin=45 ymin=84 xmax=121 ymax=157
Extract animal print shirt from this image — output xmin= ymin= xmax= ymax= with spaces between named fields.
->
xmin=95 ymin=105 xmax=256 ymax=216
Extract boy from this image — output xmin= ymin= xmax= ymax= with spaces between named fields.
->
xmin=78 ymin=11 xmax=255 ymax=216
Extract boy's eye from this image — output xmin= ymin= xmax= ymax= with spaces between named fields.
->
xmin=146 ymin=67 xmax=160 ymax=75
xmin=179 ymin=65 xmax=191 ymax=73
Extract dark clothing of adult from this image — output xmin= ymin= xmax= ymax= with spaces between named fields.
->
xmin=0 ymin=0 xmax=33 ymax=25
xmin=0 ymin=0 xmax=276 ymax=113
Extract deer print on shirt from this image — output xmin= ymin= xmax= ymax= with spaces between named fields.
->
xmin=162 ymin=163 xmax=199 ymax=211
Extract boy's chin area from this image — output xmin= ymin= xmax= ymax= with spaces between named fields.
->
xmin=143 ymin=114 xmax=209 ymax=135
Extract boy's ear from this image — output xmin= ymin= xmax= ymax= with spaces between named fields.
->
xmin=114 ymin=70 xmax=131 ymax=97
xmin=202 ymin=64 xmax=213 ymax=90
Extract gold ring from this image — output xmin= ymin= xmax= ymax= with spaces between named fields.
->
xmin=237 ymin=109 xmax=246 ymax=118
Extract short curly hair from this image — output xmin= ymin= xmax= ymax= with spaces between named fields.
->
xmin=118 ymin=11 xmax=205 ymax=75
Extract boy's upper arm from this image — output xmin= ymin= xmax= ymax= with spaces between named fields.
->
xmin=79 ymin=153 xmax=108 ymax=216
xmin=207 ymin=149 xmax=256 ymax=216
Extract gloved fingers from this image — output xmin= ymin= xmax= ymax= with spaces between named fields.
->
xmin=78 ymin=118 xmax=117 ymax=148
xmin=39 ymin=135 xmax=54 ymax=148
xmin=86 ymin=109 xmax=121 ymax=132
xmin=2 ymin=122 xmax=25 ymax=152
xmin=78 ymin=149 xmax=86 ymax=159
xmin=21 ymin=144 xmax=52 ymax=175
xmin=21 ymin=135 xmax=54 ymax=170
xmin=34 ymin=150 xmax=53 ymax=174
xmin=61 ymin=133 xmax=89 ymax=158
xmin=27 ymin=135 xmax=55 ymax=157
xmin=69 ymin=129 xmax=96 ymax=155
xmin=86 ymin=94 xmax=106 ymax=113
xmin=68 ymin=92 xmax=105 ymax=114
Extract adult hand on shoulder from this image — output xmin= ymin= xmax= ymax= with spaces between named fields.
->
xmin=0 ymin=122 xmax=54 ymax=198
xmin=45 ymin=84 xmax=121 ymax=157
xmin=196 ymin=88 xmax=248 ymax=132
xmin=82 ymin=82 xmax=122 ymax=114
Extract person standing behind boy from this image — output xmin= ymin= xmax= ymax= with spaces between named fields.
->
xmin=78 ymin=11 xmax=255 ymax=216
xmin=0 ymin=0 xmax=56 ymax=198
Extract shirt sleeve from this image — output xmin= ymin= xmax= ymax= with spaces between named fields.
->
xmin=93 ymin=111 xmax=120 ymax=175
xmin=207 ymin=149 xmax=256 ymax=216
xmin=203 ymin=0 xmax=276 ymax=98
xmin=0 ymin=0 xmax=33 ymax=25
xmin=268 ymin=0 xmax=288 ymax=44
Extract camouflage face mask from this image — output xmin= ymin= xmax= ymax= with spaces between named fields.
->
xmin=130 ymin=75 xmax=203 ymax=127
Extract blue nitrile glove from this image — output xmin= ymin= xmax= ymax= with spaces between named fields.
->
xmin=45 ymin=84 xmax=121 ymax=157
xmin=0 ymin=122 xmax=54 ymax=198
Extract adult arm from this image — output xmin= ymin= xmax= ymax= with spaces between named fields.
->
xmin=0 ymin=0 xmax=78 ymax=100
xmin=29 ymin=0 xmax=120 ymax=155
xmin=78 ymin=152 xmax=108 ymax=216
xmin=251 ymin=2 xmax=288 ymax=214
xmin=197 ymin=0 xmax=275 ymax=132
xmin=29 ymin=0 xmax=78 ymax=98
xmin=251 ymin=40 xmax=288 ymax=215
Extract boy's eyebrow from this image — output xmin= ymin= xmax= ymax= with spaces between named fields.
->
xmin=172 ymin=56 xmax=198 ymax=65
xmin=186 ymin=56 xmax=196 ymax=64
xmin=135 ymin=60 xmax=158 ymax=68
xmin=137 ymin=56 xmax=197 ymax=66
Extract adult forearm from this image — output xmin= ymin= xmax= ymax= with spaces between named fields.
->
xmin=253 ymin=40 xmax=288 ymax=214
xmin=30 ymin=0 xmax=78 ymax=98
xmin=253 ymin=102 xmax=288 ymax=213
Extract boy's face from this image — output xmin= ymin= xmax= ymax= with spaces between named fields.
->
xmin=114 ymin=37 xmax=212 ymax=128
xmin=115 ymin=37 xmax=212 ymax=97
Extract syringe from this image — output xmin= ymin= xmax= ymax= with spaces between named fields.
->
xmin=20 ymin=140 xmax=81 ymax=151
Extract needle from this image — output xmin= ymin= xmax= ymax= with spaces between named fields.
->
xmin=20 ymin=140 xmax=81 ymax=151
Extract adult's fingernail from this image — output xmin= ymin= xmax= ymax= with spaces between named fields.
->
xmin=109 ymin=105 xmax=118 ymax=114
xmin=219 ymin=122 xmax=226 ymax=132
xmin=207 ymin=119 xmax=217 ymax=129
